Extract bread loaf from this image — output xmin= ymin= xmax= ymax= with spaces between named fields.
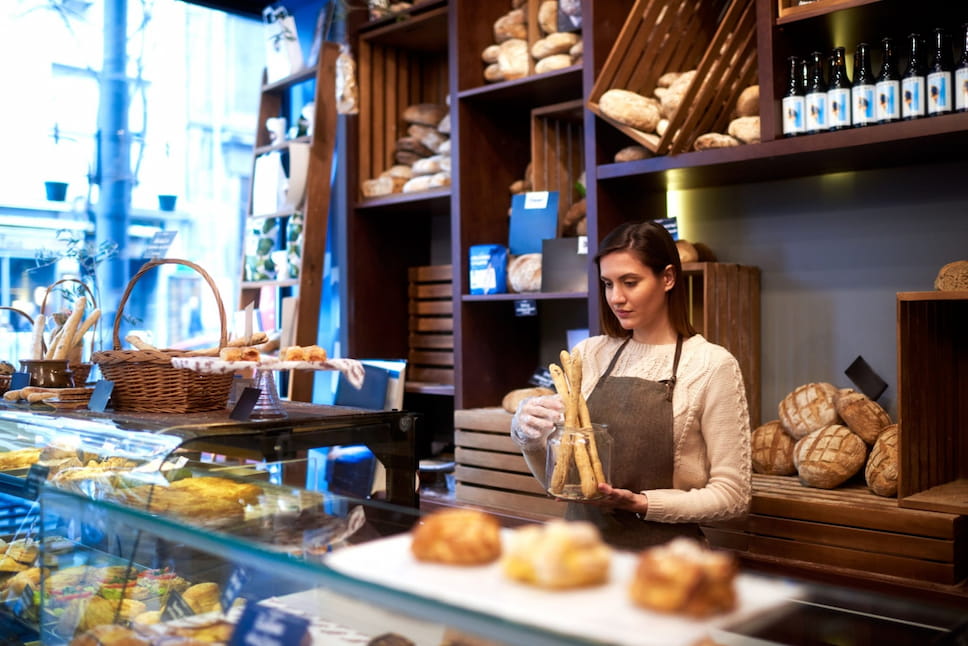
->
xmin=437 ymin=113 xmax=451 ymax=134
xmin=484 ymin=63 xmax=504 ymax=83
xmin=836 ymin=391 xmax=891 ymax=445
xmin=795 ymin=425 xmax=867 ymax=489
xmin=657 ymin=71 xmax=681 ymax=88
xmin=362 ymin=176 xmax=394 ymax=198
xmin=935 ymin=260 xmax=968 ymax=291
xmin=569 ymin=40 xmax=583 ymax=58
xmin=407 ymin=124 xmax=447 ymax=153
xmin=599 ymin=89 xmax=660 ymax=133
xmin=532 ymin=33 xmax=579 ymax=59
xmin=614 ymin=145 xmax=651 ymax=162
xmin=751 ymin=420 xmax=796 ymax=475
xmin=402 ymin=175 xmax=433 ymax=193
xmin=411 ymin=155 xmax=443 ymax=176
xmin=508 ymin=254 xmax=542 ymax=293
xmin=865 ymin=424 xmax=898 ymax=497
xmin=778 ymin=382 xmax=840 ymax=439
xmin=497 ymin=38 xmax=529 ymax=81
xmin=535 ymin=53 xmax=573 ymax=74
xmin=735 ymin=85 xmax=759 ymax=117
xmin=427 ymin=171 xmax=451 ymax=188
xmin=494 ymin=10 xmax=527 ymax=43
xmin=538 ymin=0 xmax=558 ymax=34
xmin=401 ymin=103 xmax=448 ymax=127
xmin=502 ymin=387 xmax=555 ymax=413
xmin=727 ymin=116 xmax=760 ymax=144
xmin=693 ymin=133 xmax=740 ymax=151
xmin=482 ymin=44 xmax=500 ymax=64
xmin=676 ymin=239 xmax=698 ymax=263
xmin=395 ymin=136 xmax=434 ymax=158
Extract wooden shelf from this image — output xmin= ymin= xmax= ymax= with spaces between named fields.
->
xmin=457 ymin=66 xmax=582 ymax=106
xmin=596 ymin=112 xmax=968 ymax=191
xmin=359 ymin=2 xmax=448 ymax=52
xmin=776 ymin=0 xmax=882 ymax=24
xmin=355 ymin=188 xmax=451 ymax=216
xmin=254 ymin=135 xmax=312 ymax=156
xmin=462 ymin=291 xmax=587 ymax=303
xmin=262 ymin=65 xmax=318 ymax=93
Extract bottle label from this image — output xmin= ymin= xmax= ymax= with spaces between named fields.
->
xmin=782 ymin=96 xmax=805 ymax=135
xmin=827 ymin=88 xmax=851 ymax=128
xmin=956 ymin=68 xmax=968 ymax=111
xmin=805 ymin=92 xmax=827 ymax=131
xmin=875 ymin=80 xmax=900 ymax=121
xmin=927 ymin=71 xmax=953 ymax=113
xmin=852 ymin=84 xmax=876 ymax=125
xmin=901 ymin=76 xmax=926 ymax=118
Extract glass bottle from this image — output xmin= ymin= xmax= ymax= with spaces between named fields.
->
xmin=875 ymin=37 xmax=901 ymax=123
xmin=826 ymin=46 xmax=852 ymax=130
xmin=851 ymin=43 xmax=876 ymax=126
xmin=927 ymin=28 xmax=953 ymax=115
xmin=805 ymin=51 xmax=828 ymax=133
xmin=957 ymin=24 xmax=968 ymax=112
xmin=782 ymin=56 xmax=806 ymax=136
xmin=901 ymin=33 xmax=926 ymax=120
xmin=544 ymin=423 xmax=612 ymax=500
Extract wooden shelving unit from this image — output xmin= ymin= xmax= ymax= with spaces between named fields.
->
xmin=241 ymin=44 xmax=338 ymax=402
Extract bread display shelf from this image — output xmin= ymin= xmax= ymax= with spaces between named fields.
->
xmin=325 ymin=531 xmax=800 ymax=646
xmin=776 ymin=0 xmax=882 ymax=24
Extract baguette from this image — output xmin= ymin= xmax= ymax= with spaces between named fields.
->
xmin=31 ymin=315 xmax=46 ymax=361
xmin=69 ymin=308 xmax=101 ymax=349
xmin=51 ymin=297 xmax=86 ymax=360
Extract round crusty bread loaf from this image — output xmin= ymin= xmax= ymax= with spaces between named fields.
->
xmin=794 ymin=425 xmax=867 ymax=489
xmin=778 ymin=382 xmax=840 ymax=439
xmin=836 ymin=390 xmax=891 ymax=445
xmin=614 ymin=145 xmax=651 ymax=163
xmin=866 ymin=424 xmax=898 ymax=497
xmin=599 ymin=89 xmax=661 ymax=133
xmin=934 ymin=260 xmax=968 ymax=291
xmin=735 ymin=85 xmax=759 ymax=117
xmin=508 ymin=253 xmax=542 ymax=293
xmin=751 ymin=420 xmax=796 ymax=476
xmin=676 ymin=240 xmax=698 ymax=264
xmin=502 ymin=387 xmax=555 ymax=414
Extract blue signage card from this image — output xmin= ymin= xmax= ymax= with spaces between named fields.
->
xmin=508 ymin=191 xmax=559 ymax=255
xmin=229 ymin=603 xmax=309 ymax=646
xmin=220 ymin=566 xmax=250 ymax=611
xmin=89 ymin=380 xmax=114 ymax=412
xmin=10 ymin=373 xmax=29 ymax=391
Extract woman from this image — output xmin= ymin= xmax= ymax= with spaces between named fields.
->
xmin=511 ymin=220 xmax=751 ymax=549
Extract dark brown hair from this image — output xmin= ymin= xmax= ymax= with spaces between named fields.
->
xmin=594 ymin=220 xmax=696 ymax=339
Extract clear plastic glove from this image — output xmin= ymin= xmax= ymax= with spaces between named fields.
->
xmin=510 ymin=395 xmax=564 ymax=446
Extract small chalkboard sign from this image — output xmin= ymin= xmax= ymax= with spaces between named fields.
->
xmin=24 ymin=464 xmax=50 ymax=500
xmin=514 ymin=299 xmax=537 ymax=317
xmin=10 ymin=373 xmax=30 ymax=391
xmin=162 ymin=589 xmax=195 ymax=621
xmin=229 ymin=387 xmax=261 ymax=421
xmin=229 ymin=604 xmax=309 ymax=646
xmin=88 ymin=380 xmax=114 ymax=412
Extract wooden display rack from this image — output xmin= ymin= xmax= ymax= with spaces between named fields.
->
xmin=588 ymin=0 xmax=758 ymax=156
xmin=407 ymin=264 xmax=454 ymax=391
xmin=530 ymin=99 xmax=585 ymax=230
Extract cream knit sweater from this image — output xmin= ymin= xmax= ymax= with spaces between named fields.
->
xmin=571 ymin=333 xmax=752 ymax=523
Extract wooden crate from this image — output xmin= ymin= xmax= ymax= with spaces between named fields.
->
xmin=356 ymin=4 xmax=449 ymax=197
xmin=454 ymin=407 xmax=565 ymax=518
xmin=408 ymin=264 xmax=454 ymax=387
xmin=896 ymin=291 xmax=968 ymax=515
xmin=531 ymin=99 xmax=585 ymax=232
xmin=683 ymin=262 xmax=761 ymax=427
xmin=587 ymin=0 xmax=758 ymax=155
xmin=704 ymin=474 xmax=968 ymax=585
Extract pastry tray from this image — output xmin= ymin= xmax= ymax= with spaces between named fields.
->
xmin=324 ymin=533 xmax=802 ymax=646
xmin=171 ymin=357 xmax=365 ymax=389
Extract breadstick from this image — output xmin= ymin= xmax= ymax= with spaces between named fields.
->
xmin=125 ymin=333 xmax=158 ymax=351
xmin=585 ymin=430 xmax=606 ymax=484
xmin=70 ymin=308 xmax=101 ymax=348
xmin=45 ymin=325 xmax=64 ymax=359
xmin=30 ymin=315 xmax=46 ymax=361
xmin=548 ymin=429 xmax=573 ymax=495
xmin=549 ymin=363 xmax=578 ymax=429
xmin=51 ymin=297 xmax=86 ymax=360
xmin=573 ymin=431 xmax=600 ymax=497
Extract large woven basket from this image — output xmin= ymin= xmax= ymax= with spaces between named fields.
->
xmin=92 ymin=259 xmax=233 ymax=414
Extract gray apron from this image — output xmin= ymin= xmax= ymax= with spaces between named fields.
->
xmin=567 ymin=335 xmax=703 ymax=550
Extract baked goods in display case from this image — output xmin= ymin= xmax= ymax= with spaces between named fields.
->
xmin=411 ymin=508 xmax=502 ymax=565
xmin=502 ymin=520 xmax=611 ymax=589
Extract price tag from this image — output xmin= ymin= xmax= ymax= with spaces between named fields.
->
xmin=220 ymin=566 xmax=249 ymax=611
xmin=10 ymin=373 xmax=30 ymax=390
xmin=514 ymin=299 xmax=537 ymax=317
xmin=24 ymin=464 xmax=50 ymax=500
xmin=229 ymin=604 xmax=309 ymax=646
xmin=523 ymin=191 xmax=550 ymax=209
xmin=229 ymin=387 xmax=261 ymax=421
xmin=13 ymin=583 xmax=34 ymax=616
xmin=162 ymin=589 xmax=195 ymax=621
xmin=88 ymin=380 xmax=114 ymax=412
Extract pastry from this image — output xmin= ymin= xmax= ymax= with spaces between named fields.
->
xmin=750 ymin=420 xmax=796 ymax=476
xmin=282 ymin=345 xmax=308 ymax=361
xmin=219 ymin=346 xmax=260 ymax=362
xmin=411 ymin=508 xmax=502 ymax=565
xmin=69 ymin=624 xmax=149 ymax=646
xmin=778 ymin=382 xmax=840 ymax=439
xmin=795 ymin=424 xmax=867 ymax=489
xmin=866 ymin=424 xmax=898 ymax=497
xmin=181 ymin=581 xmax=221 ymax=614
xmin=502 ymin=520 xmax=611 ymax=589
xmin=0 ymin=447 xmax=42 ymax=470
xmin=168 ymin=476 xmax=263 ymax=506
xmin=629 ymin=538 xmax=737 ymax=618
xmin=835 ymin=391 xmax=891 ymax=445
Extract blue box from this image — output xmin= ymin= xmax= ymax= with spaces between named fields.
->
xmin=469 ymin=244 xmax=508 ymax=295
xmin=508 ymin=191 xmax=559 ymax=255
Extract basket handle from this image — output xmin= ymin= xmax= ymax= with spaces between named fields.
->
xmin=41 ymin=278 xmax=98 ymax=316
xmin=111 ymin=258 xmax=228 ymax=351
xmin=0 ymin=306 xmax=34 ymax=327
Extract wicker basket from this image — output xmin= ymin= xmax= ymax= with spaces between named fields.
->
xmin=41 ymin=277 xmax=98 ymax=381
xmin=91 ymin=259 xmax=233 ymax=414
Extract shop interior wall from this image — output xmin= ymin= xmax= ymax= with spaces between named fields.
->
xmin=680 ymin=159 xmax=968 ymax=424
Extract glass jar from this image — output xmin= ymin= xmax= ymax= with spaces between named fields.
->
xmin=545 ymin=423 xmax=612 ymax=500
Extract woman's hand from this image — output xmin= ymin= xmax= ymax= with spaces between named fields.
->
xmin=576 ymin=482 xmax=649 ymax=516
xmin=510 ymin=395 xmax=564 ymax=445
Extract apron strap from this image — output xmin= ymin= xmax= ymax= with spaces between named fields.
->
xmin=599 ymin=337 xmax=632 ymax=381
xmin=658 ymin=334 xmax=684 ymax=402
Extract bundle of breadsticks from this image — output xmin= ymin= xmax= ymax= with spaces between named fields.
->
xmin=548 ymin=350 xmax=607 ymax=499
xmin=28 ymin=296 xmax=101 ymax=363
